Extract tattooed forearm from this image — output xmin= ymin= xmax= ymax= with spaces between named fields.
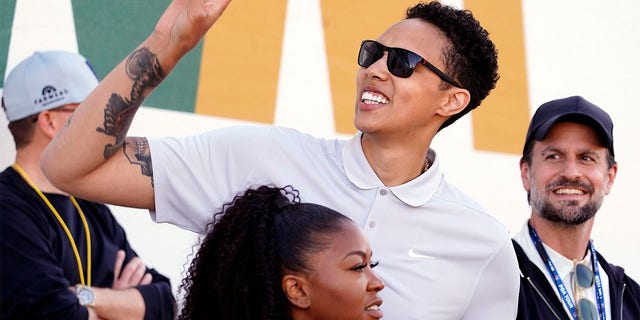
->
xmin=126 ymin=47 xmax=165 ymax=104
xmin=123 ymin=137 xmax=154 ymax=188
xmin=96 ymin=47 xmax=165 ymax=159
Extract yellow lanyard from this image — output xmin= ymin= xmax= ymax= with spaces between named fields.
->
xmin=12 ymin=163 xmax=92 ymax=286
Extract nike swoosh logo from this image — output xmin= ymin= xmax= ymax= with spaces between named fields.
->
xmin=408 ymin=248 xmax=436 ymax=259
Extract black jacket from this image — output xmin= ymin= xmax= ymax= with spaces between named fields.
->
xmin=513 ymin=240 xmax=640 ymax=320
xmin=1 ymin=167 xmax=176 ymax=319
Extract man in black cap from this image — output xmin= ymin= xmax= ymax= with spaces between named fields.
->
xmin=512 ymin=96 xmax=640 ymax=319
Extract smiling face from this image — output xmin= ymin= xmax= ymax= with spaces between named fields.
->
xmin=293 ymin=221 xmax=384 ymax=320
xmin=521 ymin=122 xmax=617 ymax=225
xmin=354 ymin=18 xmax=456 ymax=138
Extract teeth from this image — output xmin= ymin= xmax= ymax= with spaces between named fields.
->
xmin=555 ymin=188 xmax=585 ymax=195
xmin=361 ymin=91 xmax=389 ymax=104
xmin=366 ymin=305 xmax=381 ymax=311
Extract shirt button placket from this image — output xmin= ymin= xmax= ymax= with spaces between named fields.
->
xmin=367 ymin=188 xmax=389 ymax=231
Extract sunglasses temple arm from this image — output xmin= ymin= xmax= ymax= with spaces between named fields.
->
xmin=420 ymin=60 xmax=462 ymax=88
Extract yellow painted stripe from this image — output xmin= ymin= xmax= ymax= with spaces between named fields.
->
xmin=466 ymin=0 xmax=530 ymax=154
xmin=321 ymin=0 xmax=417 ymax=134
xmin=195 ymin=1 xmax=287 ymax=123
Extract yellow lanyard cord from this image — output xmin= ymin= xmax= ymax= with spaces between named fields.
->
xmin=12 ymin=163 xmax=92 ymax=286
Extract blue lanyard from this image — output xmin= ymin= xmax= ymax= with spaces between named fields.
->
xmin=528 ymin=223 xmax=606 ymax=320
xmin=588 ymin=238 xmax=606 ymax=320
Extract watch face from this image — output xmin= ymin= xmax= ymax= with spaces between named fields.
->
xmin=76 ymin=286 xmax=95 ymax=306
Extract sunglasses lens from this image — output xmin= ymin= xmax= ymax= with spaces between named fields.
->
xmin=578 ymin=299 xmax=598 ymax=320
xmin=575 ymin=263 xmax=594 ymax=288
xmin=387 ymin=49 xmax=413 ymax=78
xmin=358 ymin=41 xmax=415 ymax=78
xmin=358 ymin=41 xmax=383 ymax=68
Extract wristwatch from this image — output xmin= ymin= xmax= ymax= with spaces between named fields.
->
xmin=75 ymin=284 xmax=95 ymax=307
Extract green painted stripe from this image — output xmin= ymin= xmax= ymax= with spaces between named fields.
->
xmin=73 ymin=2 xmax=201 ymax=113
xmin=0 ymin=0 xmax=17 ymax=87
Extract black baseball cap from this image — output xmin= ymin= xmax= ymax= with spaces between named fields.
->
xmin=522 ymin=96 xmax=614 ymax=157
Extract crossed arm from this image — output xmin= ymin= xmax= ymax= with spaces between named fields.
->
xmin=0 ymin=197 xmax=174 ymax=319
xmin=41 ymin=0 xmax=233 ymax=209
xmin=86 ymin=250 xmax=152 ymax=319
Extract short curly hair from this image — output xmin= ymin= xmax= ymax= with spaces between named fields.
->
xmin=178 ymin=185 xmax=352 ymax=320
xmin=406 ymin=1 xmax=499 ymax=131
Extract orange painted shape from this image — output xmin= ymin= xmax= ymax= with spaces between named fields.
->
xmin=195 ymin=1 xmax=287 ymax=123
xmin=466 ymin=0 xmax=531 ymax=154
xmin=321 ymin=0 xmax=417 ymax=134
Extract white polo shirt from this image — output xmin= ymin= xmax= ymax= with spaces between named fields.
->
xmin=149 ymin=125 xmax=519 ymax=319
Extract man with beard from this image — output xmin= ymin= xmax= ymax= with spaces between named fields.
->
xmin=512 ymin=96 xmax=640 ymax=320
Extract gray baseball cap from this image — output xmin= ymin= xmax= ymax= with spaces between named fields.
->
xmin=2 ymin=50 xmax=99 ymax=121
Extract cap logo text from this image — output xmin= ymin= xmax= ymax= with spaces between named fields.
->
xmin=35 ymin=85 xmax=69 ymax=108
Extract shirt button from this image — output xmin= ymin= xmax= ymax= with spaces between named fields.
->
xmin=379 ymin=189 xmax=388 ymax=196
xmin=369 ymin=221 xmax=376 ymax=228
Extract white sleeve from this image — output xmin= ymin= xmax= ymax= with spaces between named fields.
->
xmin=147 ymin=125 xmax=274 ymax=233
xmin=462 ymin=237 xmax=520 ymax=320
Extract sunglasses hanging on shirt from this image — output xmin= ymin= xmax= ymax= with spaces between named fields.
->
xmin=573 ymin=260 xmax=598 ymax=320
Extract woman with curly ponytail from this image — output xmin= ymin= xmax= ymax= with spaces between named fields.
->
xmin=178 ymin=185 xmax=384 ymax=320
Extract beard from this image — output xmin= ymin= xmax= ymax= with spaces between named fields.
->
xmin=530 ymin=177 xmax=605 ymax=226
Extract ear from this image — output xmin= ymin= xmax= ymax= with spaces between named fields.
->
xmin=34 ymin=111 xmax=59 ymax=140
xmin=36 ymin=110 xmax=69 ymax=140
xmin=604 ymin=163 xmax=618 ymax=195
xmin=435 ymin=88 xmax=470 ymax=117
xmin=519 ymin=159 xmax=531 ymax=192
xmin=282 ymin=274 xmax=310 ymax=309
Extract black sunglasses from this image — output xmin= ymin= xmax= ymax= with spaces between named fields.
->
xmin=357 ymin=40 xmax=462 ymax=88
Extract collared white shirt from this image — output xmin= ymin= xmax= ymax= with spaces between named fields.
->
xmin=150 ymin=125 xmax=519 ymax=319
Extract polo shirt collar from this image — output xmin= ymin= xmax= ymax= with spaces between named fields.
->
xmin=343 ymin=132 xmax=442 ymax=207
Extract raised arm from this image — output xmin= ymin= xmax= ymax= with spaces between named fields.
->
xmin=41 ymin=0 xmax=232 ymax=210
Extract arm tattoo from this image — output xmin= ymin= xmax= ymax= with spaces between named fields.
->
xmin=123 ymin=137 xmax=154 ymax=188
xmin=96 ymin=47 xmax=165 ymax=159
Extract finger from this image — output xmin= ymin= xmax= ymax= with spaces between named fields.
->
xmin=140 ymin=273 xmax=153 ymax=286
xmin=118 ymin=257 xmax=143 ymax=284
xmin=129 ymin=261 xmax=148 ymax=285
xmin=113 ymin=250 xmax=126 ymax=281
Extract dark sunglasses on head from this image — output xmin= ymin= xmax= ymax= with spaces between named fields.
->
xmin=573 ymin=260 xmax=598 ymax=320
xmin=357 ymin=40 xmax=462 ymax=88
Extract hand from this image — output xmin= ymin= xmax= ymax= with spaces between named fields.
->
xmin=112 ymin=250 xmax=152 ymax=289
xmin=154 ymin=0 xmax=233 ymax=57
xmin=87 ymin=306 xmax=104 ymax=320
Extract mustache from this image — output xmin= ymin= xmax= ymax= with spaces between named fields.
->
xmin=546 ymin=177 xmax=594 ymax=194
